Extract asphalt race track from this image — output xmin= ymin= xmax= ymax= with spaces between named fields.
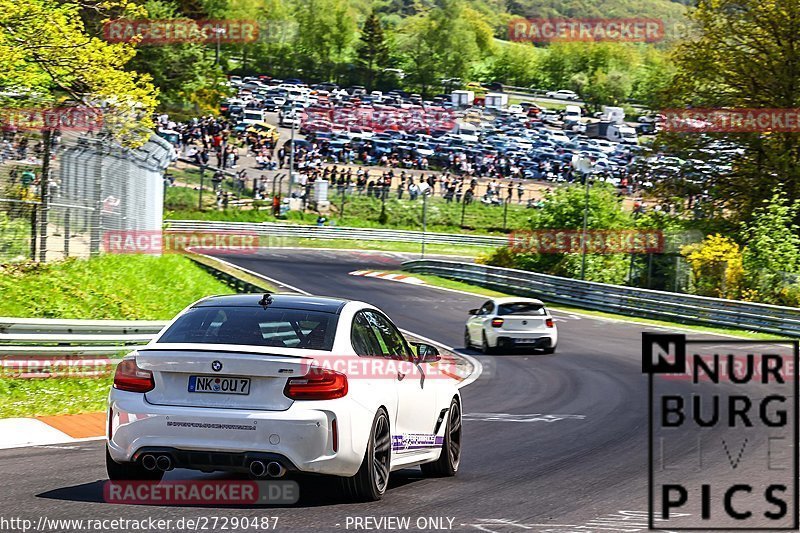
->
xmin=0 ymin=249 xmax=785 ymax=532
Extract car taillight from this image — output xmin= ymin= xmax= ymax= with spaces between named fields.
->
xmin=284 ymin=366 xmax=348 ymax=400
xmin=113 ymin=358 xmax=154 ymax=393
xmin=491 ymin=318 xmax=504 ymax=327
xmin=546 ymin=318 xmax=554 ymax=328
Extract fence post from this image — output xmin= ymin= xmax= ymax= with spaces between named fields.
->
xmin=38 ymin=128 xmax=52 ymax=262
xmin=89 ymin=139 xmax=104 ymax=256
xmin=64 ymin=210 xmax=70 ymax=257
xmin=29 ymin=207 xmax=37 ymax=261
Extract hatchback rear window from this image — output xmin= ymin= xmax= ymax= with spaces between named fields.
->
xmin=497 ymin=303 xmax=546 ymax=316
xmin=158 ymin=306 xmax=338 ymax=350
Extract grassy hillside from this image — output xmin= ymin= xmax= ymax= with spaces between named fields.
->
xmin=0 ymin=254 xmax=235 ymax=319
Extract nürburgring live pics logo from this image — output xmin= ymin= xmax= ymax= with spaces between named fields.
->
xmin=643 ymin=333 xmax=798 ymax=530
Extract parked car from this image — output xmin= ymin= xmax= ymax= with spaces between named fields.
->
xmin=545 ymin=90 xmax=580 ymax=101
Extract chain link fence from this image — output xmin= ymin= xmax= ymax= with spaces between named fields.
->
xmin=0 ymin=127 xmax=175 ymax=263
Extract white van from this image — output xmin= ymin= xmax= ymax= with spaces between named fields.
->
xmin=452 ymin=121 xmax=480 ymax=143
xmin=240 ymin=109 xmax=266 ymax=126
xmin=564 ymin=105 xmax=582 ymax=123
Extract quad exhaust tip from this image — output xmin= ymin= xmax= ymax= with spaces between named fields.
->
xmin=266 ymin=461 xmax=286 ymax=478
xmin=141 ymin=454 xmax=157 ymax=471
xmin=249 ymin=460 xmax=286 ymax=478
xmin=249 ymin=460 xmax=267 ymax=477
xmin=141 ymin=453 xmax=173 ymax=471
xmin=156 ymin=454 xmax=173 ymax=471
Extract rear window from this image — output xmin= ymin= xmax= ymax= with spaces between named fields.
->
xmin=497 ymin=303 xmax=546 ymax=316
xmin=158 ymin=306 xmax=338 ymax=350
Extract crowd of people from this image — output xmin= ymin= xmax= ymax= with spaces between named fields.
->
xmin=296 ymin=166 xmax=532 ymax=205
xmin=158 ymin=113 xmax=652 ymax=211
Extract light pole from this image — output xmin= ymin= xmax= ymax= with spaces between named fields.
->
xmin=421 ymin=183 xmax=430 ymax=258
xmin=288 ymin=117 xmax=295 ymax=197
xmin=214 ymin=26 xmax=226 ymax=65
xmin=571 ymin=155 xmax=595 ymax=280
xmin=579 ymin=173 xmax=590 ymax=280
xmin=198 ymin=164 xmax=206 ymax=211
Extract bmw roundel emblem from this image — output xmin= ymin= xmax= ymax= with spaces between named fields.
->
xmin=211 ymin=360 xmax=223 ymax=372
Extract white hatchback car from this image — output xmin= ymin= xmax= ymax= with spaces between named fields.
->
xmin=106 ymin=294 xmax=462 ymax=501
xmin=464 ymin=297 xmax=557 ymax=354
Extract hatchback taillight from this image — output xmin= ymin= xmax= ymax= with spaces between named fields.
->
xmin=284 ymin=366 xmax=348 ymax=400
xmin=546 ymin=318 xmax=554 ymax=328
xmin=491 ymin=318 xmax=504 ymax=327
xmin=113 ymin=358 xmax=154 ymax=393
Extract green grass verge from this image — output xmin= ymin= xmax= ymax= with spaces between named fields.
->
xmin=0 ymin=254 xmax=236 ymax=319
xmin=395 ymin=270 xmax=780 ymax=340
xmin=260 ymin=237 xmax=485 ymax=256
xmin=167 ymin=193 xmax=536 ymax=235
xmin=0 ymin=377 xmax=112 ymax=418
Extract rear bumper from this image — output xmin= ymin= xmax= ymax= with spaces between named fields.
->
xmin=107 ymin=390 xmax=368 ymax=477
xmin=131 ymin=446 xmax=298 ymax=475
xmin=496 ymin=336 xmax=554 ymax=349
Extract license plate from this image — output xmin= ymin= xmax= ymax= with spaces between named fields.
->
xmin=514 ymin=339 xmax=537 ymax=344
xmin=188 ymin=375 xmax=251 ymax=395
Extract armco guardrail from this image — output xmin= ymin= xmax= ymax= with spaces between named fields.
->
xmin=0 ymin=318 xmax=167 ymax=363
xmin=402 ymin=259 xmax=800 ymax=337
xmin=165 ymin=220 xmax=508 ymax=247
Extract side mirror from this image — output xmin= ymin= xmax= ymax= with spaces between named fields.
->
xmin=412 ymin=342 xmax=441 ymax=363
xmin=468 ymin=308 xmax=479 ymax=315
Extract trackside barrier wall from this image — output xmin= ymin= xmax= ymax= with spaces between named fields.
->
xmin=401 ymin=259 xmax=800 ymax=337
xmin=165 ymin=220 xmax=507 ymax=247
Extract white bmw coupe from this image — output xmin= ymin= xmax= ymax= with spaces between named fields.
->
xmin=106 ymin=294 xmax=462 ymax=501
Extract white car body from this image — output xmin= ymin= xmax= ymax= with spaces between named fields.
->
xmin=107 ymin=295 xmax=462 ymax=500
xmin=464 ymin=297 xmax=558 ymax=353
xmin=240 ymin=109 xmax=266 ymax=126
xmin=594 ymin=139 xmax=617 ymax=153
xmin=546 ymin=90 xmax=580 ymax=101
xmin=280 ymin=113 xmax=302 ymax=128
xmin=547 ymin=130 xmax=572 ymax=145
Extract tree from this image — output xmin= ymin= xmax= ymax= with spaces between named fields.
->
xmin=665 ymin=0 xmax=800 ymax=222
xmin=582 ymin=69 xmax=632 ymax=111
xmin=356 ymin=10 xmax=389 ymax=89
xmin=487 ymin=42 xmax=539 ymax=87
xmin=480 ymin=184 xmax=634 ymax=284
xmin=293 ymin=0 xmax=356 ymax=81
xmin=681 ymin=234 xmax=744 ymax=299
xmin=398 ymin=0 xmax=492 ymax=95
xmin=740 ymin=190 xmax=800 ymax=305
xmin=245 ymin=0 xmax=296 ymax=78
xmin=127 ymin=0 xmax=224 ymax=117
xmin=0 ymin=0 xmax=158 ymax=144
